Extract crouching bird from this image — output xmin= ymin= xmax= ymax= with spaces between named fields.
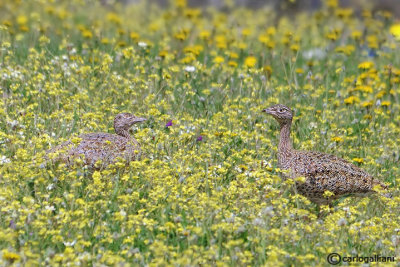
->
xmin=46 ymin=113 xmax=146 ymax=169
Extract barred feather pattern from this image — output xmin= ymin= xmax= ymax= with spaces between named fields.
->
xmin=46 ymin=113 xmax=146 ymax=169
xmin=263 ymin=104 xmax=389 ymax=204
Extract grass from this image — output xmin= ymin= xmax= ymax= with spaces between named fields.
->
xmin=0 ymin=0 xmax=400 ymax=265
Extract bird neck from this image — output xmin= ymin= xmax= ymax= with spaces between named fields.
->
xmin=115 ymin=127 xmax=130 ymax=138
xmin=278 ymin=122 xmax=293 ymax=167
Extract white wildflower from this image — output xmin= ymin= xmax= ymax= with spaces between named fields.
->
xmin=184 ymin=65 xmax=196 ymax=72
xmin=0 ymin=156 xmax=11 ymax=164
xmin=138 ymin=41 xmax=148 ymax=48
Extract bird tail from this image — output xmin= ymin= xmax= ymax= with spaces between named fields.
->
xmin=373 ymin=179 xmax=392 ymax=198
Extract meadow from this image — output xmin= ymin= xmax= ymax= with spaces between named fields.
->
xmin=1 ymin=0 xmax=400 ymax=265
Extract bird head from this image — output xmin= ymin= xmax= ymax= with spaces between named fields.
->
xmin=114 ymin=113 xmax=147 ymax=136
xmin=262 ymin=104 xmax=293 ymax=125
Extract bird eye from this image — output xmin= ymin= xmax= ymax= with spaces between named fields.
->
xmin=279 ymin=108 xmax=283 ymax=112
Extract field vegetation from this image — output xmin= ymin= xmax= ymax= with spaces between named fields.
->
xmin=0 ymin=0 xmax=400 ymax=265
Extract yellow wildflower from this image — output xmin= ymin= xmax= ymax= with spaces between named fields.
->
xmin=214 ymin=56 xmax=225 ymax=64
xmin=331 ymin=136 xmax=344 ymax=142
xmin=16 ymin=15 xmax=27 ymax=25
xmin=390 ymin=24 xmax=400 ymax=41
xmin=244 ymin=56 xmax=257 ymax=68
xmin=82 ymin=29 xmax=93 ymax=39
xmin=358 ymin=61 xmax=374 ymax=70
xmin=2 ymin=250 xmax=20 ymax=262
xmin=295 ymin=68 xmax=304 ymax=74
xmin=323 ymin=190 xmax=335 ymax=198
xmin=199 ymin=30 xmax=210 ymax=40
xmin=228 ymin=61 xmax=238 ymax=67
xmin=326 ymin=0 xmax=338 ymax=8
xmin=130 ymin=32 xmax=140 ymax=40
xmin=344 ymin=96 xmax=360 ymax=104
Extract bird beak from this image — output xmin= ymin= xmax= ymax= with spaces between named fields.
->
xmin=262 ymin=108 xmax=273 ymax=114
xmin=133 ymin=117 xmax=147 ymax=123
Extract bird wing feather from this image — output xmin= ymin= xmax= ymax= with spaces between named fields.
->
xmin=290 ymin=151 xmax=379 ymax=196
xmin=47 ymin=133 xmax=140 ymax=168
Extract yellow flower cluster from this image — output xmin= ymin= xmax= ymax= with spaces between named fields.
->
xmin=0 ymin=0 xmax=399 ymax=265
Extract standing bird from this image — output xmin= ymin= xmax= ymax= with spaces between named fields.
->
xmin=262 ymin=104 xmax=389 ymax=204
xmin=47 ymin=113 xmax=146 ymax=169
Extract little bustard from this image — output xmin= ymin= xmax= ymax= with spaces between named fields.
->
xmin=262 ymin=104 xmax=389 ymax=204
xmin=47 ymin=113 xmax=146 ymax=169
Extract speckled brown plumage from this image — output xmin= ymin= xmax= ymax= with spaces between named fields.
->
xmin=263 ymin=104 xmax=389 ymax=204
xmin=47 ymin=113 xmax=146 ymax=169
